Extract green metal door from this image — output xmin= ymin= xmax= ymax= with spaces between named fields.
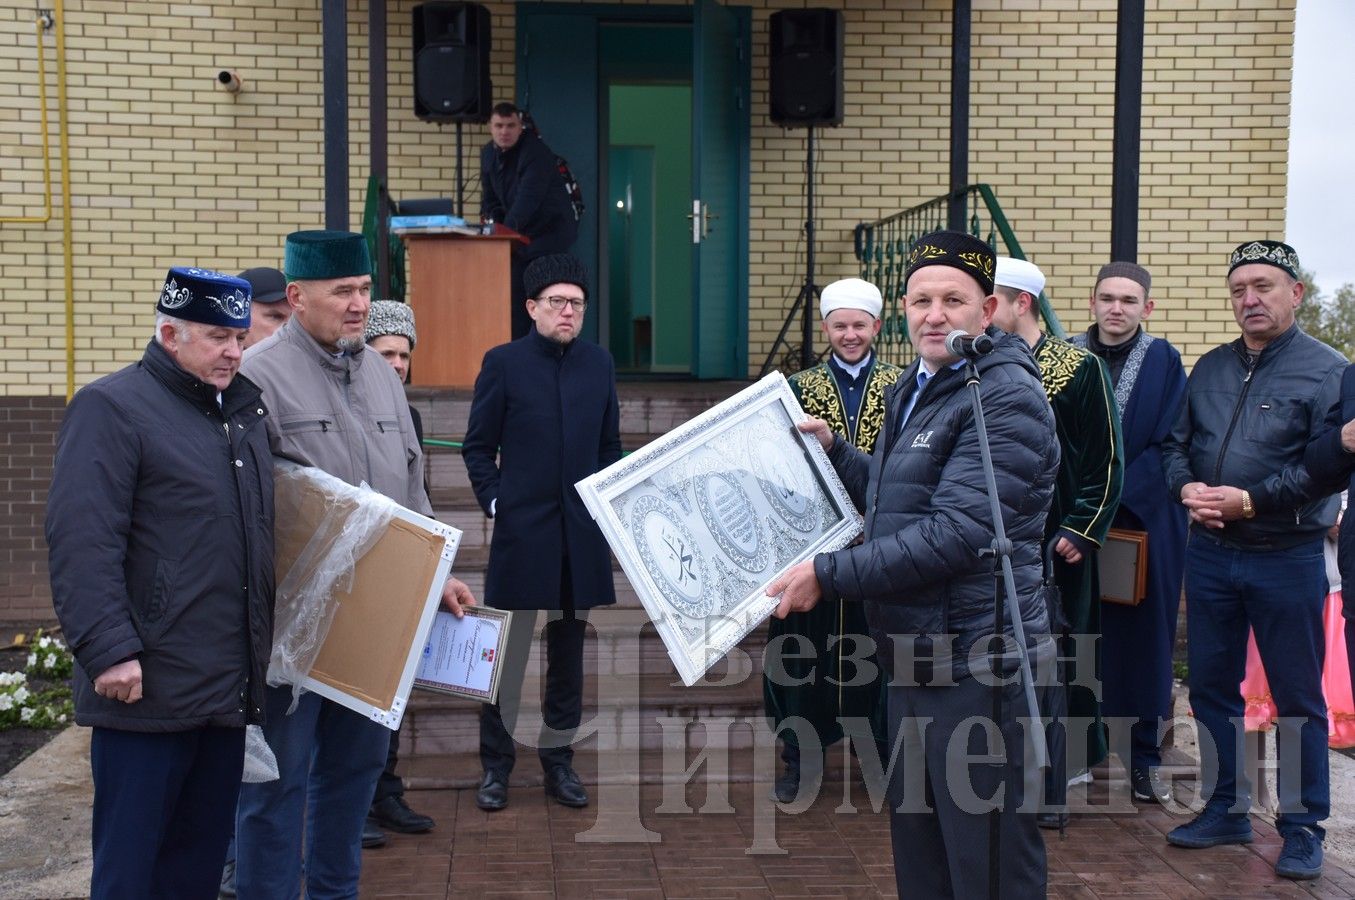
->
xmin=515 ymin=12 xmax=600 ymax=344
xmin=691 ymin=0 xmax=750 ymax=379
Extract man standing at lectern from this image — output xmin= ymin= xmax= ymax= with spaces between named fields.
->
xmin=480 ymin=102 xmax=579 ymax=339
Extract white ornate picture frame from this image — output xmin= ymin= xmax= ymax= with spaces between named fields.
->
xmin=576 ymin=372 xmax=863 ymax=686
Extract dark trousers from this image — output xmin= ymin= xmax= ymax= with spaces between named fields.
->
xmin=372 ymin=727 xmax=404 ymax=804
xmin=886 ymin=674 xmax=1046 ymax=899
xmin=480 ymin=609 xmax=588 ymax=776
xmin=1185 ymin=535 xmax=1330 ymax=835
xmin=1036 ymin=658 xmax=1069 ymax=810
xmin=1348 ymin=615 xmax=1355 ymax=711
xmin=89 ymin=725 xmax=244 ymax=900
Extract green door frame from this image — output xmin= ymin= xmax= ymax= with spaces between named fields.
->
xmin=515 ymin=2 xmax=750 ymax=377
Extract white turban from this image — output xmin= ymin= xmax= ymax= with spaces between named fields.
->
xmin=819 ymin=278 xmax=883 ymax=320
xmin=993 ymin=257 xmax=1046 ymax=296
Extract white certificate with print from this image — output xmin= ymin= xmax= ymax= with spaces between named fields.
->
xmin=576 ymin=372 xmax=863 ymax=686
xmin=413 ymin=606 xmax=511 ymax=704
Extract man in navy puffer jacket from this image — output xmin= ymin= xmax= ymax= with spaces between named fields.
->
xmin=769 ymin=230 xmax=1058 ymax=898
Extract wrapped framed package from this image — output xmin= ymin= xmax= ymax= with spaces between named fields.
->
xmin=269 ymin=461 xmax=462 ymax=729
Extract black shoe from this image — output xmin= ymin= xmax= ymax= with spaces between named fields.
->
xmin=369 ymin=795 xmax=436 ymax=833
xmin=218 ymin=859 xmax=237 ymax=898
xmin=1275 ymin=826 xmax=1323 ymax=880
xmin=772 ymin=758 xmax=801 ymax=804
xmin=476 ymin=771 xmax=508 ymax=811
xmin=1130 ymin=767 xmax=1172 ymax=805
xmin=1166 ymin=807 xmax=1252 ymax=849
xmin=544 ymin=765 xmax=589 ymax=808
xmin=1037 ymin=811 xmax=1069 ymax=830
xmin=361 ymin=818 xmax=388 ymax=849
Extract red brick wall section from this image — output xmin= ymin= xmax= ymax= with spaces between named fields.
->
xmin=0 ymin=398 xmax=64 ymax=626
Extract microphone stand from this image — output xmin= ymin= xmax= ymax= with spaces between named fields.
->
xmin=959 ymin=351 xmax=1048 ymax=900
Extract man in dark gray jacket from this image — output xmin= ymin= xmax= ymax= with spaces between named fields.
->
xmin=47 ymin=267 xmax=273 ymax=899
xmin=1162 ymin=239 xmax=1343 ymax=880
xmin=769 ymin=230 xmax=1058 ymax=898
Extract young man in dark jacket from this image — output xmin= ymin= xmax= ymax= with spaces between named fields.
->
xmin=480 ymin=102 xmax=579 ymax=339
xmin=768 ymin=231 xmax=1059 ymax=898
xmin=1162 ymin=239 xmax=1343 ymax=880
xmin=46 ymin=267 xmax=273 ymax=899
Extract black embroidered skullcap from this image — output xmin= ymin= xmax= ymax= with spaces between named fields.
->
xmin=1095 ymin=261 xmax=1151 ymax=296
xmin=904 ymin=230 xmax=995 ymax=296
xmin=1228 ymin=240 xmax=1300 ymax=280
xmin=523 ymin=253 xmax=589 ymax=301
xmin=156 ymin=267 xmax=251 ymax=328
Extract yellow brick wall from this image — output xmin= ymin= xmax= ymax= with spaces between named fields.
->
xmin=0 ymin=0 xmax=1294 ymax=396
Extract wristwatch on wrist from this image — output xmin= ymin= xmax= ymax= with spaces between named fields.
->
xmin=1240 ymin=490 xmax=1255 ymax=519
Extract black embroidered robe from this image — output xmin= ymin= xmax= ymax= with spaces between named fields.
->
xmin=764 ymin=356 xmax=903 ymax=751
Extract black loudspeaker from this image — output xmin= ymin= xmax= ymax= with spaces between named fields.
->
xmin=413 ymin=2 xmax=492 ymax=123
xmin=768 ymin=9 xmax=844 ymax=127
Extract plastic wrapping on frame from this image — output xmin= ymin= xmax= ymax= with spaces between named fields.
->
xmin=267 ymin=461 xmax=399 ymax=712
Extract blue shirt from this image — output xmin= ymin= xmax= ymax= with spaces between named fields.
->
xmin=827 ymin=353 xmax=873 ymax=438
xmin=899 ymin=359 xmax=967 ymax=432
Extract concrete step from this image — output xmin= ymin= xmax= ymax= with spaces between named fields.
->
xmin=404 ymin=610 xmax=772 ymax=757
xmin=407 ymin=380 xmax=750 ymax=445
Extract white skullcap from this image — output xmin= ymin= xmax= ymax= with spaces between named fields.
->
xmin=994 ymin=257 xmax=1046 ymax=297
xmin=819 ymin=278 xmax=883 ymax=320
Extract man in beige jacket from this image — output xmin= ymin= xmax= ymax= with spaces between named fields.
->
xmin=234 ymin=230 xmax=473 ymax=899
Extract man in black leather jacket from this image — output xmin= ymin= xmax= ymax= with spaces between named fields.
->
xmin=769 ymin=230 xmax=1058 ymax=898
xmin=1161 ymin=239 xmax=1343 ymax=880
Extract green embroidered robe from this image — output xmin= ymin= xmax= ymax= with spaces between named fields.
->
xmin=764 ymin=357 xmax=903 ymax=751
xmin=1034 ymin=334 xmax=1125 ymax=773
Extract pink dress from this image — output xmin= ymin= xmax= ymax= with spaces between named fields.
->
xmin=1239 ymin=534 xmax=1355 ymax=748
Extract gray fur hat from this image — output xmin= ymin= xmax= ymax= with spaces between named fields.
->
xmin=365 ymin=300 xmax=416 ymax=349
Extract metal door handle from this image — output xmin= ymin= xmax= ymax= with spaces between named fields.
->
xmin=688 ymin=201 xmax=719 ymax=243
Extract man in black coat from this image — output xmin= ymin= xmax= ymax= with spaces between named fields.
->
xmin=1306 ymin=364 xmax=1355 ymax=720
xmin=46 ymin=267 xmax=274 ymax=899
xmin=768 ymin=231 xmax=1058 ymax=898
xmin=462 ymin=252 xmax=621 ymax=811
xmin=480 ymin=102 xmax=580 ymax=339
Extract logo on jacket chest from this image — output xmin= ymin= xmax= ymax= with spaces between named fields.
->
xmin=910 ymin=429 xmax=935 ymax=449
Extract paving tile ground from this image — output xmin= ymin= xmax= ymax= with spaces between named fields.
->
xmin=359 ymin=748 xmax=1355 ymax=899
xmin=5 ymin=725 xmax=1354 ymax=897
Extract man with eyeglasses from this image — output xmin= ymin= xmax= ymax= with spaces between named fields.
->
xmin=462 ymin=252 xmax=621 ymax=811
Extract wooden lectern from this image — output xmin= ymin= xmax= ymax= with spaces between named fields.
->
xmin=401 ymin=232 xmax=518 ymax=388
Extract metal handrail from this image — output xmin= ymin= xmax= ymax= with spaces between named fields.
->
xmin=853 ymin=183 xmax=1064 ymax=368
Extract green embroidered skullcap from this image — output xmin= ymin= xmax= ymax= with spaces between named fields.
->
xmin=283 ymin=230 xmax=372 ymax=281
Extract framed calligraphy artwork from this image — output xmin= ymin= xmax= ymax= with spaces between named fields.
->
xmin=576 ymin=372 xmax=863 ymax=686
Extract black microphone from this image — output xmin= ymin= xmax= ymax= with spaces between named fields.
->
xmin=945 ymin=329 xmax=995 ymax=359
